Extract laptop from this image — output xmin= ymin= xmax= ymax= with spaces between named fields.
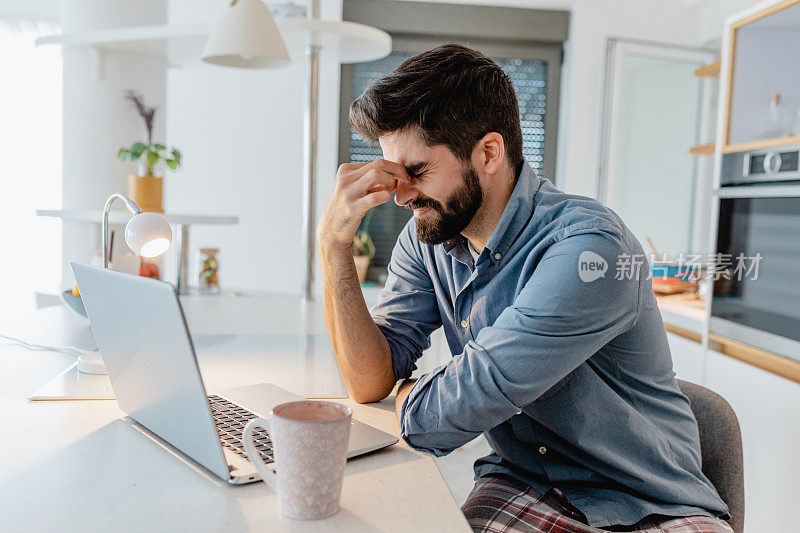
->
xmin=71 ymin=261 xmax=397 ymax=485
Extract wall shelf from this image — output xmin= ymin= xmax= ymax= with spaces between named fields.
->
xmin=722 ymin=135 xmax=800 ymax=153
xmin=37 ymin=209 xmax=238 ymax=226
xmin=693 ymin=60 xmax=721 ymax=78
xmin=38 ymin=209 xmax=239 ymax=295
xmin=35 ymin=20 xmax=391 ymax=65
xmin=689 ymin=143 xmax=715 ymax=155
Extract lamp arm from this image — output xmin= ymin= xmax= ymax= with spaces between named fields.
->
xmin=102 ymin=193 xmax=144 ymax=268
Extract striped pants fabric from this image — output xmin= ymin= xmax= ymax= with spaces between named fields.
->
xmin=461 ymin=475 xmax=734 ymax=533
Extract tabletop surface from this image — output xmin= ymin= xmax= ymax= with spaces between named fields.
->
xmin=0 ymin=296 xmax=470 ymax=532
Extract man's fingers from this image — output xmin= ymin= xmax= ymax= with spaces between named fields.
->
xmin=374 ymin=159 xmax=411 ymax=183
xmin=352 ymin=168 xmax=397 ymax=198
xmin=358 ymin=189 xmax=392 ymax=210
xmin=336 ymin=161 xmax=374 ymax=185
xmin=338 ymin=161 xmax=372 ymax=173
xmin=341 ymin=159 xmax=410 ymax=184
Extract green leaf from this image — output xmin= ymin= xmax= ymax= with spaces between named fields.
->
xmin=165 ymin=158 xmax=179 ymax=170
xmin=153 ymin=143 xmax=166 ymax=151
xmin=171 ymin=147 xmax=182 ymax=161
xmin=129 ymin=143 xmax=147 ymax=160
xmin=117 ymin=147 xmax=128 ymax=161
xmin=146 ymin=150 xmax=160 ymax=168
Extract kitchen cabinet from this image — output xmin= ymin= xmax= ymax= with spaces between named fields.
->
xmin=704 ymin=347 xmax=800 ymax=533
xmin=722 ymin=0 xmax=800 ymax=153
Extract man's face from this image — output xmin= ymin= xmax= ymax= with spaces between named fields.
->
xmin=379 ymin=129 xmax=483 ymax=245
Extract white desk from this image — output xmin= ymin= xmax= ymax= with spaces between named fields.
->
xmin=0 ymin=296 xmax=470 ymax=532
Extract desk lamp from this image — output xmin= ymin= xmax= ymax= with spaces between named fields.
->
xmin=77 ymin=193 xmax=172 ymax=374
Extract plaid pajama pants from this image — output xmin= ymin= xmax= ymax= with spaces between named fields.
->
xmin=461 ymin=475 xmax=734 ymax=533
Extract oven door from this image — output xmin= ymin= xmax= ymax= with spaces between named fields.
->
xmin=711 ymin=196 xmax=800 ymax=361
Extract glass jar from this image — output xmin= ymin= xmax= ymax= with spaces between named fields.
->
xmin=199 ymin=247 xmax=220 ymax=293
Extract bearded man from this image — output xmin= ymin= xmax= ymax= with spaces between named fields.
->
xmin=316 ymin=44 xmax=731 ymax=533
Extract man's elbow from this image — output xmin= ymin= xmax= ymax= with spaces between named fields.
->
xmin=347 ymin=383 xmax=393 ymax=404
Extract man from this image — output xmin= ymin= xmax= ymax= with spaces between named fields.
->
xmin=316 ymin=44 xmax=731 ymax=533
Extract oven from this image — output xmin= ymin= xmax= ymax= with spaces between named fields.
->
xmin=710 ymin=190 xmax=800 ymax=361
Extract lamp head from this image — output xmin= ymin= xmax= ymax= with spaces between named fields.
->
xmin=202 ymin=0 xmax=291 ymax=69
xmin=125 ymin=212 xmax=172 ymax=258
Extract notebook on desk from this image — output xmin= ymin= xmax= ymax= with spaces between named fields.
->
xmin=70 ymin=261 xmax=397 ymax=484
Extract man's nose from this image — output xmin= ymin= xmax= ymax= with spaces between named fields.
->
xmin=394 ymin=180 xmax=419 ymax=207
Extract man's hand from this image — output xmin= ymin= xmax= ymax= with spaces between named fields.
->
xmin=316 ymin=160 xmax=411 ymax=404
xmin=317 ymin=159 xmax=409 ymax=252
xmin=395 ymin=379 xmax=417 ymax=425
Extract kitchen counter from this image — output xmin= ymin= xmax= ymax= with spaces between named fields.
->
xmin=656 ymin=293 xmax=706 ymax=338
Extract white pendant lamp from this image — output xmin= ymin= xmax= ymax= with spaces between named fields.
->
xmin=202 ymin=0 xmax=290 ymax=69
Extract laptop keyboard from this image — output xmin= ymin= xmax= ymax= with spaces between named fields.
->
xmin=208 ymin=394 xmax=274 ymax=465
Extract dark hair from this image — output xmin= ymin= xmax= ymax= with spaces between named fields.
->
xmin=350 ymin=44 xmax=523 ymax=175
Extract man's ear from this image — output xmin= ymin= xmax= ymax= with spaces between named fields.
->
xmin=472 ymin=132 xmax=505 ymax=175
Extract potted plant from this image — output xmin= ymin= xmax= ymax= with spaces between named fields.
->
xmin=117 ymin=90 xmax=182 ymax=213
xmin=353 ymin=209 xmax=376 ymax=284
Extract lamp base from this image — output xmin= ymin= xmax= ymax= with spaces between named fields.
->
xmin=77 ymin=350 xmax=108 ymax=375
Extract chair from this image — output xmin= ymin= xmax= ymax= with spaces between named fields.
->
xmin=677 ymin=379 xmax=745 ymax=533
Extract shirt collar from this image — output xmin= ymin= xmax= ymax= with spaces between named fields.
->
xmin=443 ymin=159 xmax=542 ymax=262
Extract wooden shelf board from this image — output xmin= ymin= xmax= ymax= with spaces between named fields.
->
xmin=708 ymin=333 xmax=800 ymax=385
xmin=689 ymin=144 xmax=715 ymax=155
xmin=723 ymin=135 xmax=800 ymax=153
xmin=693 ymin=61 xmax=720 ymax=78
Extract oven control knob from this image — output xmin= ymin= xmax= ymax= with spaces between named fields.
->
xmin=763 ymin=151 xmax=783 ymax=174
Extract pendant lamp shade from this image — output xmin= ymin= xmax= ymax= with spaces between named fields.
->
xmin=202 ymin=0 xmax=291 ymax=69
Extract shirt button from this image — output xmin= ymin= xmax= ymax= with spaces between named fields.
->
xmin=460 ymin=319 xmax=469 ymax=328
xmin=539 ymin=446 xmax=547 ymax=455
xmin=516 ymin=410 xmax=523 ymax=415
xmin=494 ymin=253 xmax=501 ymax=260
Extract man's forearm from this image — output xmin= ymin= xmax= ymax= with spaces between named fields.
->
xmin=320 ymin=243 xmax=396 ymax=403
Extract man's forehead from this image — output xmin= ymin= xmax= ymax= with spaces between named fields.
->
xmin=378 ymin=130 xmax=449 ymax=167
xmin=378 ymin=129 xmax=430 ymax=163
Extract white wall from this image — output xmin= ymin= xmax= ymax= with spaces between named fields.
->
xmin=698 ymin=0 xmax=755 ymax=45
xmin=0 ymin=0 xmax=59 ymax=23
xmin=165 ymin=0 xmax=342 ymax=296
xmin=555 ymin=0 xmax=710 ymax=198
xmin=60 ymin=0 xmax=167 ymax=287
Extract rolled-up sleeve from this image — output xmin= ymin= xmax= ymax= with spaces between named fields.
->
xmin=370 ymin=220 xmax=442 ymax=381
xmin=400 ymin=231 xmax=640 ymax=456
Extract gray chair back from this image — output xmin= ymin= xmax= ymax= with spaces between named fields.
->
xmin=677 ymin=379 xmax=744 ymax=533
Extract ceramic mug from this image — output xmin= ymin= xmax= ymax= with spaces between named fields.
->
xmin=243 ymin=401 xmax=352 ymax=520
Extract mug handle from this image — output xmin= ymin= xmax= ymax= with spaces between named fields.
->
xmin=242 ymin=417 xmax=278 ymax=491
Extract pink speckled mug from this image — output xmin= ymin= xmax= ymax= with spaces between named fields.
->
xmin=242 ymin=401 xmax=352 ymax=520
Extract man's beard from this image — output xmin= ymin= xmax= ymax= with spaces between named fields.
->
xmin=407 ymin=164 xmax=483 ymax=245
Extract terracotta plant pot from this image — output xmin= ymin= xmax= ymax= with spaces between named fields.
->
xmin=353 ymin=254 xmax=370 ymax=284
xmin=127 ymin=174 xmax=164 ymax=213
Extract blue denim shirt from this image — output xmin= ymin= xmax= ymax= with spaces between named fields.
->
xmin=370 ymin=160 xmax=728 ymax=528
